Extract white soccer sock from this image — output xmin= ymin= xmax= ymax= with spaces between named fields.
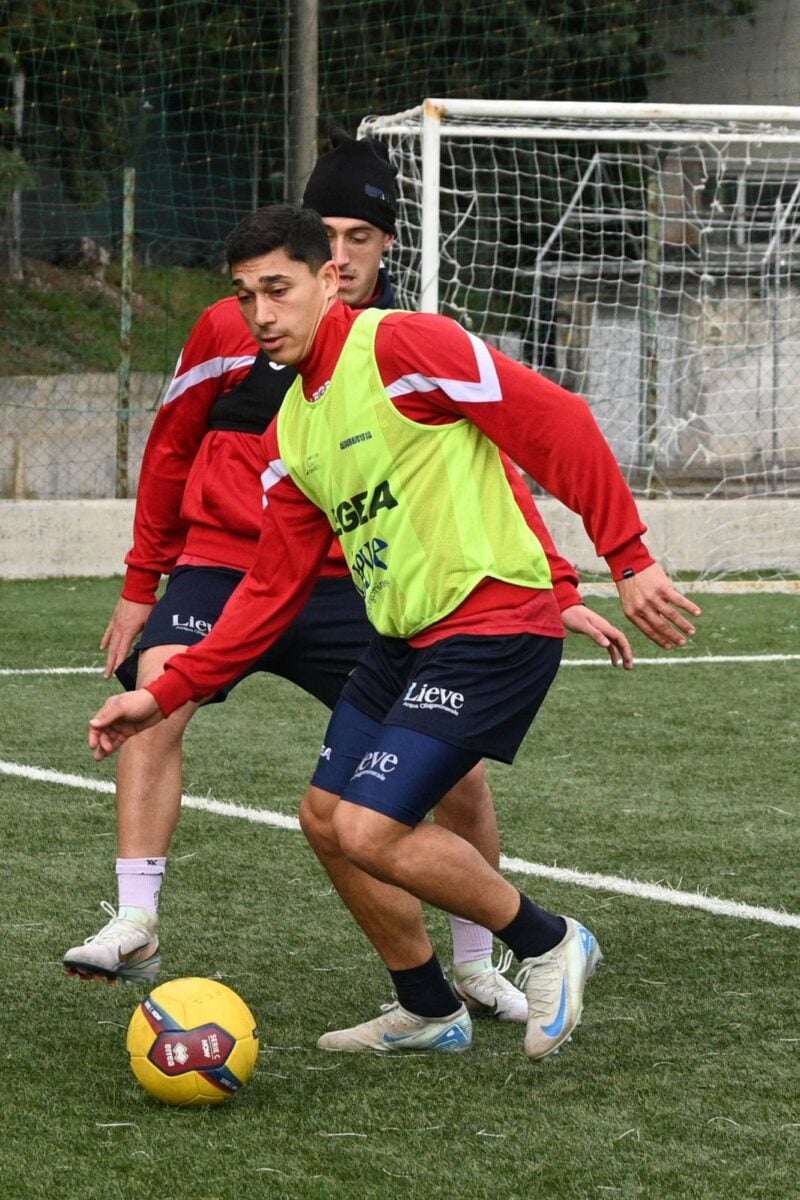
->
xmin=449 ymin=914 xmax=493 ymax=966
xmin=116 ymin=857 xmax=166 ymax=917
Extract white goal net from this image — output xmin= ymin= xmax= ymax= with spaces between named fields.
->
xmin=359 ymin=100 xmax=800 ymax=579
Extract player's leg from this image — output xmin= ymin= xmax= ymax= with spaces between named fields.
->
xmin=299 ymin=785 xmax=435 ymax=971
xmin=305 ymin=702 xmax=472 ymax=1052
xmin=328 ymin=632 xmax=602 ymax=1060
xmin=63 ymin=566 xmax=239 ymax=983
xmin=63 ymin=642 xmax=199 ymax=983
xmin=433 ymin=766 xmax=527 ymax=1021
xmin=334 ymin=733 xmax=600 ymax=1061
xmin=115 ymin=645 xmax=199 ymax=859
xmin=281 ymin=577 xmax=525 ymax=1019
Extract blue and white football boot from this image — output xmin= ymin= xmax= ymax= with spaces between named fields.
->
xmin=515 ymin=917 xmax=602 ymax=1060
xmin=317 ymin=1001 xmax=472 ymax=1053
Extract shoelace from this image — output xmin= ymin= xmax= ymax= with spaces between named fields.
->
xmin=458 ymin=949 xmax=517 ymax=990
xmin=84 ymin=900 xmax=144 ymax=945
xmin=376 ymin=1000 xmax=426 ymax=1031
xmin=515 ymin=954 xmax=561 ymax=1019
xmin=472 ymin=949 xmax=522 ymax=997
xmin=495 ymin=947 xmax=515 ymax=978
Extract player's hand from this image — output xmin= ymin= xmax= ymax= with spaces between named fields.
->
xmin=100 ymin=598 xmax=155 ymax=678
xmin=561 ymin=604 xmax=634 ymax=669
xmin=88 ymin=689 xmax=163 ymax=761
xmin=615 ymin=563 xmax=701 ymax=649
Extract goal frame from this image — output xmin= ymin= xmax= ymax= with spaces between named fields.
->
xmin=361 ymin=98 xmax=800 ymax=314
xmin=358 ymin=100 xmax=800 ymax=577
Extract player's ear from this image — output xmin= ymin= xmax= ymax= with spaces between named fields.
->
xmin=382 ymin=233 xmax=395 ymax=253
xmin=320 ymin=257 xmax=339 ymax=298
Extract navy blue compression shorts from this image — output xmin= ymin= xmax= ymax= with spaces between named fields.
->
xmin=311 ymin=631 xmax=562 ymax=825
xmin=116 ymin=566 xmax=371 ymax=709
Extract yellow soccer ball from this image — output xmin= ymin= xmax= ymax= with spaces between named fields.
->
xmin=126 ymin=977 xmax=259 ymax=1107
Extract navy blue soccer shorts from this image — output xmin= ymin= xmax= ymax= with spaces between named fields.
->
xmin=311 ymin=631 xmax=563 ymax=826
xmin=116 ymin=566 xmax=371 ymax=709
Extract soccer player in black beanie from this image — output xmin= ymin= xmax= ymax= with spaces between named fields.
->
xmin=301 ymin=128 xmax=397 ymax=309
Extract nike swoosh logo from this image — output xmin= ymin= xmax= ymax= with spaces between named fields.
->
xmin=118 ymin=942 xmax=157 ymax=963
xmin=541 ymin=979 xmax=568 ymax=1038
xmin=268 ymin=362 xmax=287 ymax=371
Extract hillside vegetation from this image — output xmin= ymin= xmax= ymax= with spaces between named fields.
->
xmin=0 ymin=260 xmax=226 ymax=376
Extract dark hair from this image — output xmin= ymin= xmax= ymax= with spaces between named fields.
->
xmin=225 ymin=204 xmax=331 ymax=273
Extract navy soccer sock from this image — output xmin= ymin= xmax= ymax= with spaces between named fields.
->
xmin=494 ymin=893 xmax=567 ymax=961
xmin=389 ymin=954 xmax=462 ymax=1018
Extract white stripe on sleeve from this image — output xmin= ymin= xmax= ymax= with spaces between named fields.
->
xmin=161 ymin=354 xmax=257 ymax=406
xmin=260 ymin=458 xmax=288 ymax=508
xmin=385 ymin=330 xmax=500 ymax=404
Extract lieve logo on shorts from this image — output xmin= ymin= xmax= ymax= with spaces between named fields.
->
xmin=352 ymin=750 xmax=399 ymax=782
xmin=171 ymin=613 xmax=213 ymax=636
xmin=402 ymin=681 xmax=465 ymax=716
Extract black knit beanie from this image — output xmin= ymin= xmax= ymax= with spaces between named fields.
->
xmin=302 ymin=127 xmax=397 ymax=235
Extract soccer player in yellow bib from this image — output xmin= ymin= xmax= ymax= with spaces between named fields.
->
xmin=89 ymin=204 xmax=700 ymax=1061
xmin=65 ymin=133 xmax=624 ymax=1027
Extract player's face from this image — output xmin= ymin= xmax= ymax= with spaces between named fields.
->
xmin=230 ymin=250 xmax=339 ymax=365
xmin=322 ymin=217 xmax=394 ymax=307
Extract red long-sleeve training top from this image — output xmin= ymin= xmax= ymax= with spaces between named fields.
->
xmin=147 ymin=302 xmax=652 ymax=716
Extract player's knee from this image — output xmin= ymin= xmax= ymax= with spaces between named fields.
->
xmin=119 ymin=710 xmax=187 ymax=757
xmin=298 ymin=790 xmax=341 ymax=858
xmin=135 ymin=643 xmax=193 ymax=689
xmin=333 ymin=803 xmax=401 ymax=874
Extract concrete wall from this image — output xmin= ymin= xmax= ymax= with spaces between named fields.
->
xmin=1 ymin=499 xmax=135 ymax=577
xmin=2 ymin=497 xmax=799 ymax=579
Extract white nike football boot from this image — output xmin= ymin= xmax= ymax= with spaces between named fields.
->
xmin=453 ymin=949 xmax=528 ymax=1023
xmin=317 ymin=1001 xmax=472 ymax=1053
xmin=515 ymin=917 xmax=602 ymax=1060
xmin=63 ymin=901 xmax=161 ymax=984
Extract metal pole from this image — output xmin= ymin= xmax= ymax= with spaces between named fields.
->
xmin=640 ymin=154 xmax=662 ymax=496
xmin=286 ymin=0 xmax=318 ymax=204
xmin=771 ymin=210 xmax=782 ymax=491
xmin=419 ymin=101 xmax=442 ymax=313
xmin=116 ymin=166 xmax=135 ymax=499
xmin=7 ymin=66 xmax=25 ymax=280
xmin=252 ymin=119 xmax=261 ymax=212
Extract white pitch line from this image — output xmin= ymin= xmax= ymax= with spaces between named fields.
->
xmin=2 ymin=653 xmax=800 ymax=677
xmin=499 ymin=856 xmax=800 ymax=930
xmin=580 ymin=580 xmax=800 ymax=596
xmin=0 ymin=759 xmax=302 ymax=832
xmin=2 ymin=757 xmax=798 ymax=932
xmin=561 ymin=653 xmax=800 ymax=666
xmin=0 ymin=667 xmax=103 ymax=676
